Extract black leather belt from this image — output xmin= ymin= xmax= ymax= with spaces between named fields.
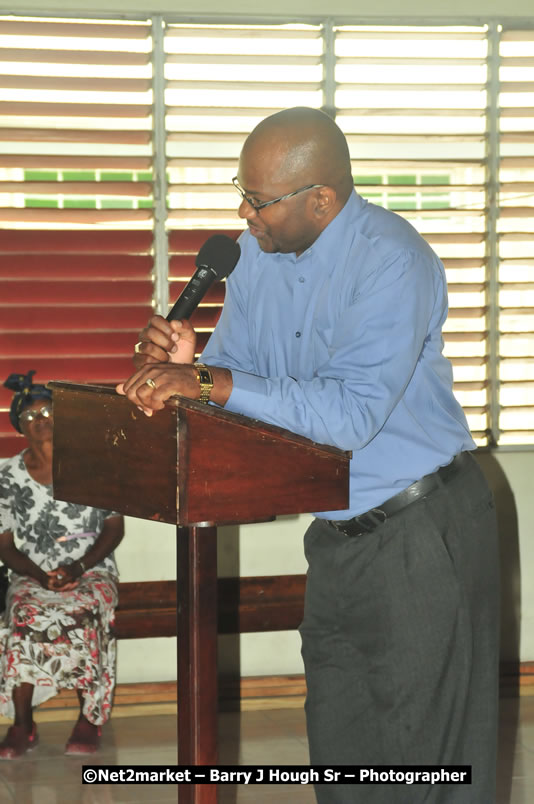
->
xmin=327 ymin=451 xmax=472 ymax=538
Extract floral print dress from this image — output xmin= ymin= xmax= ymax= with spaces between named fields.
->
xmin=0 ymin=452 xmax=119 ymax=725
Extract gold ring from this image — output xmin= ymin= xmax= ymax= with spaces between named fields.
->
xmin=134 ymin=341 xmax=143 ymax=354
xmin=145 ymin=378 xmax=157 ymax=390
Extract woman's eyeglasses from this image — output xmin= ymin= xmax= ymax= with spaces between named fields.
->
xmin=19 ymin=404 xmax=52 ymax=424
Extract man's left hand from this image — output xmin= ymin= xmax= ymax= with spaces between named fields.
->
xmin=116 ymin=362 xmax=232 ymax=414
xmin=117 ymin=363 xmax=202 ymax=415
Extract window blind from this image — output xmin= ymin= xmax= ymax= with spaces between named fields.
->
xmin=334 ymin=25 xmax=490 ymax=444
xmin=163 ymin=23 xmax=323 ymax=332
xmin=0 ymin=16 xmax=155 ymax=457
xmin=0 ymin=17 xmax=154 ymax=225
xmin=498 ymin=28 xmax=534 ymax=445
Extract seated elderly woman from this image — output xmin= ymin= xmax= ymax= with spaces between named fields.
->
xmin=0 ymin=371 xmax=124 ymax=759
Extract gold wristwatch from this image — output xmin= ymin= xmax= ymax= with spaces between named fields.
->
xmin=194 ymin=363 xmax=213 ymax=404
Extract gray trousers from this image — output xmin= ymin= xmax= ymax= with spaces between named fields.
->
xmin=299 ymin=453 xmax=500 ymax=804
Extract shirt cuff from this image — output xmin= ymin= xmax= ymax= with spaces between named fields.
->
xmin=225 ymin=369 xmax=270 ymax=419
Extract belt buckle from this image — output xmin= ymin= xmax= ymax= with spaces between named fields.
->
xmin=331 ymin=520 xmax=352 ymax=536
xmin=351 ymin=509 xmax=387 ymax=536
xmin=356 ymin=509 xmax=387 ymax=533
xmin=330 ymin=519 xmax=357 ymax=537
xmin=330 ymin=507 xmax=387 ymax=538
xmin=368 ymin=508 xmax=387 ymax=525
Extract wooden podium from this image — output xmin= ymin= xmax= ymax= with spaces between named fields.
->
xmin=49 ymin=381 xmax=350 ymax=803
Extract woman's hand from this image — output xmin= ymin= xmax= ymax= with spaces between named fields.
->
xmin=0 ymin=531 xmax=54 ymax=591
xmin=47 ymin=564 xmax=82 ymax=591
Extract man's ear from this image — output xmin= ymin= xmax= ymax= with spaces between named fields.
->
xmin=312 ymin=186 xmax=337 ymax=218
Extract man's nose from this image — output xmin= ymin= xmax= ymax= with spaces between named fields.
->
xmin=238 ymin=197 xmax=257 ymax=220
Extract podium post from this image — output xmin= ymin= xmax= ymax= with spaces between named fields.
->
xmin=176 ymin=524 xmax=218 ymax=803
xmin=49 ymin=381 xmax=350 ymax=803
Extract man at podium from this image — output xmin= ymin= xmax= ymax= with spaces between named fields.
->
xmin=118 ymin=108 xmax=499 ymax=804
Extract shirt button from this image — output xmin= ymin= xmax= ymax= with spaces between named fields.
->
xmin=295 ymin=331 xmax=301 ymax=338
xmin=298 ymin=276 xmax=305 ymax=283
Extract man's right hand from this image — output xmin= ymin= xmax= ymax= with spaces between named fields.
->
xmin=132 ymin=315 xmax=197 ymax=368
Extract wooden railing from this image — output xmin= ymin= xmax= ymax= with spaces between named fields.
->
xmin=115 ymin=574 xmax=306 ymax=639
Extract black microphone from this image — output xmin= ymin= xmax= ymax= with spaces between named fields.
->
xmin=166 ymin=234 xmax=241 ymax=322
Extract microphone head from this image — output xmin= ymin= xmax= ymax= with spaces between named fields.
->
xmin=195 ymin=234 xmax=241 ymax=280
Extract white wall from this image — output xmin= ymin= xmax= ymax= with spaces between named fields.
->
xmin=115 ymin=514 xmax=314 ymax=683
xmin=481 ymin=452 xmax=533 ymax=665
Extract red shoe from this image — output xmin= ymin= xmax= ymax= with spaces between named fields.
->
xmin=65 ymin=719 xmax=101 ymax=756
xmin=0 ymin=724 xmax=39 ymax=760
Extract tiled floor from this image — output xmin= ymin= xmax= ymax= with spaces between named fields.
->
xmin=0 ymin=696 xmax=531 ymax=803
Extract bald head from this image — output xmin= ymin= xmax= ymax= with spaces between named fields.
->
xmin=236 ymin=108 xmax=354 ymax=255
xmin=242 ymin=107 xmax=354 ymax=203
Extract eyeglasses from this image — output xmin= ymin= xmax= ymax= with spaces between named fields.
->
xmin=19 ymin=404 xmax=52 ymax=424
xmin=232 ymin=176 xmax=324 ymax=212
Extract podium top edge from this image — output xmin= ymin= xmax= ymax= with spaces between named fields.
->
xmin=47 ymin=381 xmax=204 ymax=411
xmin=47 ymin=380 xmax=352 ymax=460
xmin=47 ymin=380 xmax=187 ymax=411
xmin=48 ymin=381 xmax=117 ymax=395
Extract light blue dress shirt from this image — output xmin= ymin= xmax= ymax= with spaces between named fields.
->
xmin=201 ymin=191 xmax=475 ymax=518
